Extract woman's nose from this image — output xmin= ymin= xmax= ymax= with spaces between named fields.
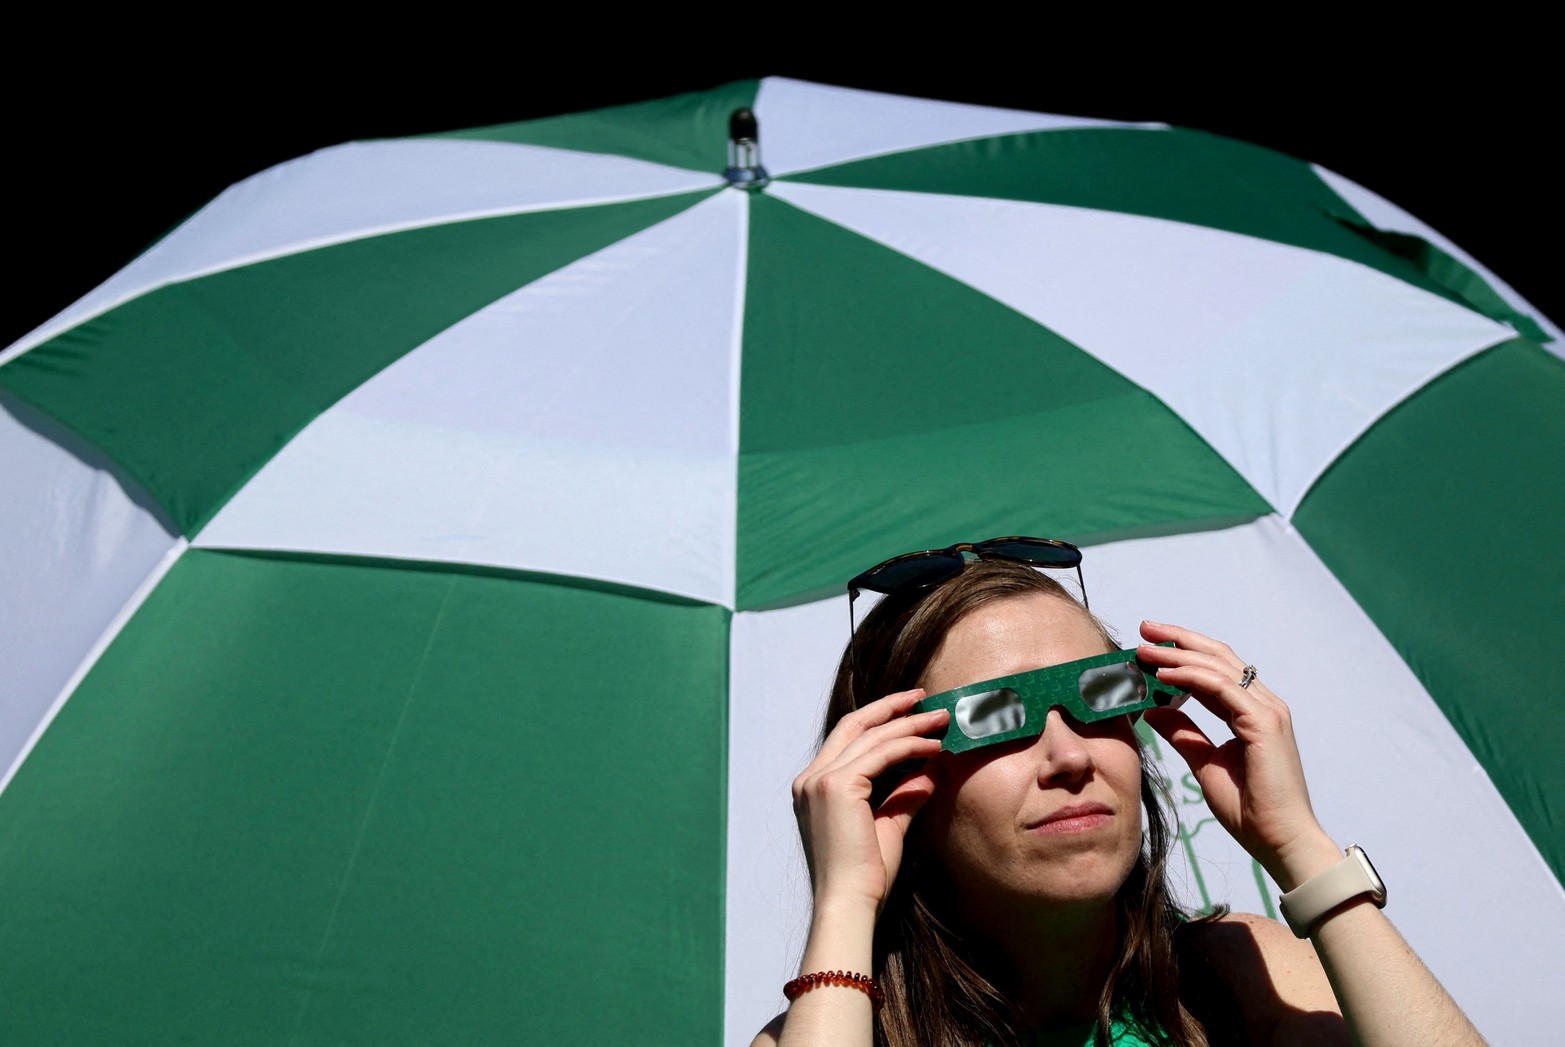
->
xmin=1034 ymin=707 xmax=1093 ymax=784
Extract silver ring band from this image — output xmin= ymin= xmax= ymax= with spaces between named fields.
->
xmin=1239 ymin=664 xmax=1258 ymax=689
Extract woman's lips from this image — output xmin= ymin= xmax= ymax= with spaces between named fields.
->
xmin=1027 ymin=802 xmax=1113 ymax=834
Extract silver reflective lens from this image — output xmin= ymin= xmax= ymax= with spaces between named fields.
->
xmin=955 ymin=688 xmax=1027 ymax=740
xmin=1077 ymin=662 xmax=1147 ymax=712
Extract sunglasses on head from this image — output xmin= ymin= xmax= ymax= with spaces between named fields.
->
xmin=914 ymin=645 xmax=1185 ymax=754
xmin=847 ymin=537 xmax=1087 ymax=635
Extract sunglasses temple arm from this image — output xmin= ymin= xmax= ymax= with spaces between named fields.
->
xmin=1076 ymin=565 xmax=1088 ymax=611
xmin=847 ymin=589 xmax=860 ymax=703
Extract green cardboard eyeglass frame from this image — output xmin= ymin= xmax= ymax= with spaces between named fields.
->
xmin=913 ymin=644 xmax=1185 ymax=754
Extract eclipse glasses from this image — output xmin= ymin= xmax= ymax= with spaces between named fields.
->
xmin=913 ymin=644 xmax=1186 ymax=754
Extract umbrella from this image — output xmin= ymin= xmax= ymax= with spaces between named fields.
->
xmin=2 ymin=78 xmax=1561 ymax=1045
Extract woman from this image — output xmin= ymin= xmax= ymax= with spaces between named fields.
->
xmin=754 ymin=548 xmax=1486 ymax=1046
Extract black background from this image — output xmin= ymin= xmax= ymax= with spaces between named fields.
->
xmin=6 ymin=47 xmax=1555 ymax=349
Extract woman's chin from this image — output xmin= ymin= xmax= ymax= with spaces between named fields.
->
xmin=971 ymin=858 xmax=1137 ymax=915
xmin=1026 ymin=875 xmax=1127 ymax=910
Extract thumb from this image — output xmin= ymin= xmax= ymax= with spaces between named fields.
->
xmin=1142 ymin=707 xmax=1218 ymax=775
xmin=877 ymin=771 xmax=938 ymax=829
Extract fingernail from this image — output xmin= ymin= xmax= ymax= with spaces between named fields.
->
xmin=1143 ymin=618 xmax=1163 ymax=626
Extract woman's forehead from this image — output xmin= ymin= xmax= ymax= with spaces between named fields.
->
xmin=920 ymin=595 xmax=1108 ymax=693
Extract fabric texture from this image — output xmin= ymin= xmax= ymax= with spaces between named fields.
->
xmin=1013 ymin=1015 xmax=1167 ymax=1046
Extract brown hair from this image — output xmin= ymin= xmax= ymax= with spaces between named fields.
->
xmin=825 ymin=560 xmax=1213 ymax=1047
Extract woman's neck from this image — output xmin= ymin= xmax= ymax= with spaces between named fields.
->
xmin=965 ymin=895 xmax=1121 ymax=1029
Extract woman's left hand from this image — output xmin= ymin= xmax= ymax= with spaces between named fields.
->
xmin=1139 ymin=623 xmax=1491 ymax=1047
xmin=1136 ymin=621 xmax=1341 ymax=891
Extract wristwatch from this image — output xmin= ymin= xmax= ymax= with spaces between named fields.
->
xmin=1278 ymin=844 xmax=1386 ymax=938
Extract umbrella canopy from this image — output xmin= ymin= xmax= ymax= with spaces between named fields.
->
xmin=2 ymin=78 xmax=1561 ymax=1045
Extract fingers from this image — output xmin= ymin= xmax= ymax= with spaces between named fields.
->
xmin=1136 ymin=624 xmax=1288 ymax=727
xmin=1139 ymin=621 xmax=1267 ymax=692
xmin=794 ymin=706 xmax=949 ymax=808
xmin=1141 ymin=706 xmax=1219 ymax=772
xmin=1152 ymin=663 xmax=1295 ymax=741
xmin=793 ymin=732 xmax=947 ymax=808
xmin=1138 ymin=623 xmax=1246 ymax=677
xmin=1143 ymin=658 xmax=1244 ymax=728
xmin=1139 ymin=619 xmax=1241 ymax=662
xmin=1141 ymin=707 xmax=1245 ymax=851
xmin=813 ymin=688 xmax=927 ymax=764
xmin=877 ymin=768 xmax=938 ymax=824
xmin=873 ymin=776 xmax=938 ymax=856
xmin=833 ymin=707 xmax=949 ymax=769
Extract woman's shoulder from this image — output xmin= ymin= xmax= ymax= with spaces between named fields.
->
xmin=1180 ymin=911 xmax=1331 ymax=996
xmin=1179 ymin=912 xmax=1347 ymax=1046
xmin=1181 ymin=910 xmax=1304 ymax=955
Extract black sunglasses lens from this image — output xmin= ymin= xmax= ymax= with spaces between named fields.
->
xmin=979 ymin=539 xmax=1081 ymax=568
xmin=861 ymin=553 xmax=964 ymax=593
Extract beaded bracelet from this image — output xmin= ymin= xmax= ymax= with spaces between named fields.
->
xmin=783 ymin=970 xmax=885 ymax=1014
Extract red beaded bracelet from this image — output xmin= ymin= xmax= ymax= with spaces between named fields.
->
xmin=783 ymin=970 xmax=885 ymax=1014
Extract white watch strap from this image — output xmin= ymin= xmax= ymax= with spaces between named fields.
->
xmin=1278 ymin=845 xmax=1386 ymax=937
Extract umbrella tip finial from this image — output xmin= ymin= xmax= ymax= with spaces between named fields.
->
xmin=724 ymin=107 xmax=769 ymax=190
xmin=729 ymin=107 xmax=759 ymax=141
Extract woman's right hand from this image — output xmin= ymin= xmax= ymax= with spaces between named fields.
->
xmin=790 ymin=690 xmax=949 ymax=914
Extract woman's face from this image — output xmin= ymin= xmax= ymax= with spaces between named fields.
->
xmin=917 ymin=593 xmax=1144 ymax=920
